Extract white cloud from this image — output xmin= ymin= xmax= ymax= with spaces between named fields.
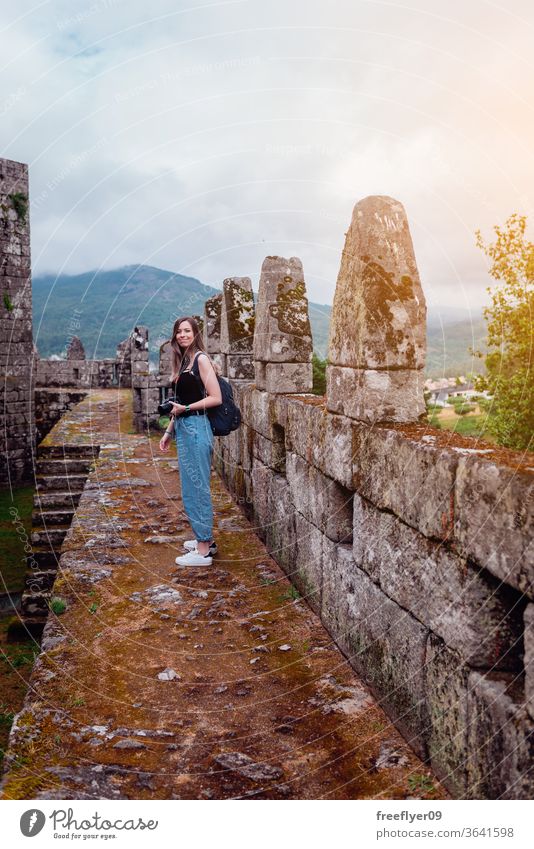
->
xmin=2 ymin=0 xmax=533 ymax=310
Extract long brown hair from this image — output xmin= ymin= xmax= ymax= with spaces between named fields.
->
xmin=170 ymin=316 xmax=208 ymax=382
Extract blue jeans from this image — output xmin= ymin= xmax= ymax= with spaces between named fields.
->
xmin=174 ymin=414 xmax=214 ymax=543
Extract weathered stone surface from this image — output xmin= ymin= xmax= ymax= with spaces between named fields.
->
xmin=253 ymin=432 xmax=286 ymax=474
xmin=246 ymin=389 xmax=285 ymax=443
xmin=0 ymin=157 xmax=34 ymax=482
xmin=424 ymin=634 xmax=469 ymax=798
xmin=66 ymin=336 xmax=85 ymax=360
xmin=343 ymin=565 xmax=429 ymax=756
xmin=220 ymin=277 xmax=255 ymax=354
xmin=203 ymin=293 xmax=223 ymax=354
xmin=328 ymin=195 xmax=426 ymax=371
xmin=352 ymin=424 xmax=457 ymax=540
xmin=287 ymin=452 xmax=352 ymax=542
xmin=525 ymin=605 xmax=534 ymax=722
xmin=293 ymin=513 xmax=323 ymax=613
xmin=321 ymin=540 xmax=353 ymax=649
xmin=285 ymin=400 xmax=354 ymax=489
xmin=454 ymin=457 xmax=534 ymax=597
xmin=255 ymin=361 xmax=313 ymax=394
xmin=466 ymin=671 xmax=534 ymax=799
xmin=253 ymin=255 xmax=313 ymax=364
xmin=326 ymin=364 xmax=426 ymax=423
xmin=226 ymin=353 xmax=254 ymax=380
xmin=353 ymin=493 xmax=523 ymax=670
xmin=264 ymin=473 xmax=297 ymax=576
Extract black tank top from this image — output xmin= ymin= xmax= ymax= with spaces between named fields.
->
xmin=173 ymin=354 xmax=206 ymax=405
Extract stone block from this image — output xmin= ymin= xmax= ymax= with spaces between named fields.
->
xmin=326 ymin=364 xmax=426 ymax=423
xmin=293 ymin=513 xmax=323 ymax=614
xmin=321 ymin=539 xmax=354 ymax=652
xmin=353 ymin=493 xmax=524 ymax=670
xmin=226 ymin=354 xmax=254 ymax=380
xmin=251 ymin=460 xmax=272 ymax=543
xmin=264 ymin=472 xmax=297 ymax=576
xmin=286 ymin=452 xmax=352 ymax=542
xmin=343 ymin=566 xmax=429 ymax=756
xmin=247 ymin=389 xmax=284 ymax=442
xmin=454 ymin=457 xmax=534 ymax=597
xmin=525 ymin=605 xmax=534 ymax=722
xmin=253 ymin=431 xmax=286 ymax=474
xmin=424 ymin=633 xmax=469 ymax=798
xmin=328 ymin=195 xmax=426 ymax=371
xmin=203 ymin=293 xmax=223 ymax=354
xmin=466 ymin=671 xmax=534 ymax=799
xmin=285 ymin=401 xmax=355 ymax=489
xmin=253 ymin=255 xmax=313 ymax=364
xmin=263 ymin=362 xmax=313 ymax=394
xmin=352 ymin=423 xmax=457 ymax=540
xmin=220 ymin=277 xmax=255 ymax=354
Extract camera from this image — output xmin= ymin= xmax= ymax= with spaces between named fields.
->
xmin=157 ymin=397 xmax=178 ymax=416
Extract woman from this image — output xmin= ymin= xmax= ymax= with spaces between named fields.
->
xmin=159 ymin=316 xmax=222 ymax=566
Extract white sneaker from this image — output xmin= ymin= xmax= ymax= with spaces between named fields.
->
xmin=184 ymin=539 xmax=218 ymax=556
xmin=175 ymin=548 xmax=213 ymax=567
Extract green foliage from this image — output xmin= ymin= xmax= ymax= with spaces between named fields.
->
xmin=3 ymin=291 xmax=14 ymax=311
xmin=312 ymin=352 xmax=326 ymax=396
xmin=8 ymin=192 xmax=28 ymax=223
xmin=408 ymin=773 xmax=436 ymax=795
xmin=475 ymin=215 xmax=534 ymax=450
xmin=50 ymin=597 xmax=67 ymax=615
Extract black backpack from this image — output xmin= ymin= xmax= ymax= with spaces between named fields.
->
xmin=190 ymin=352 xmax=242 ymax=437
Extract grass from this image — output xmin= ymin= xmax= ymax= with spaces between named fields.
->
xmin=427 ymin=403 xmax=495 ymax=442
xmin=407 ymin=773 xmax=437 ymax=796
xmin=49 ymin=597 xmax=67 ymax=615
xmin=278 ymin=585 xmax=302 ymax=602
xmin=0 ymin=485 xmax=35 ymax=594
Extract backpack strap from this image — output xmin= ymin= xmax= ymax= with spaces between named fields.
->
xmin=190 ymin=352 xmax=208 ymax=396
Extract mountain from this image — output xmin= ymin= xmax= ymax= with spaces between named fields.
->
xmin=32 ymin=265 xmax=487 ymax=376
xmin=32 ymin=266 xmax=219 ymax=359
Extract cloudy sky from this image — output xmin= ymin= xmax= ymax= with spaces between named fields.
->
xmin=2 ymin=0 xmax=534 ymax=310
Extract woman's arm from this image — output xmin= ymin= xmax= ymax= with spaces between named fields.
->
xmin=170 ymin=354 xmax=222 ymax=415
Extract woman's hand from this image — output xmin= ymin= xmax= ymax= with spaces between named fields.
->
xmin=170 ymin=403 xmax=186 ymax=416
xmin=159 ymin=432 xmax=172 ymax=452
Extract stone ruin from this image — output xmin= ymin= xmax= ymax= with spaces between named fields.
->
xmin=327 ymin=195 xmax=426 ymax=422
xmin=253 ymin=256 xmax=313 ymax=393
xmin=2 ymin=153 xmax=533 ymax=800
xmin=0 ymin=159 xmax=34 ymax=482
xmin=214 ymin=198 xmax=534 ymax=799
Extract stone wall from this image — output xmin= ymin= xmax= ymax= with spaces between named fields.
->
xmin=34 ymin=388 xmax=89 ymax=444
xmin=0 ymin=158 xmax=34 ymax=483
xmin=213 ymin=197 xmax=534 ymax=799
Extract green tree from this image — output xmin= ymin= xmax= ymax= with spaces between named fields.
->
xmin=312 ymin=353 xmax=326 ymax=396
xmin=475 ymin=214 xmax=534 ymax=450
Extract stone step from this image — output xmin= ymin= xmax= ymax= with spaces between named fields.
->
xmin=31 ymin=526 xmax=70 ymax=547
xmin=36 ymin=474 xmax=87 ymax=492
xmin=37 ymin=458 xmax=93 ymax=475
xmin=33 ymin=490 xmax=82 ymax=510
xmin=38 ymin=444 xmax=99 ymax=459
xmin=24 ymin=570 xmax=57 ymax=593
xmin=21 ymin=591 xmax=51 ymax=617
xmin=32 ymin=508 xmax=75 ymax=527
xmin=26 ymin=549 xmax=59 ymax=570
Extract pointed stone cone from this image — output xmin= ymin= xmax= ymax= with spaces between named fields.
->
xmin=253 ymin=256 xmax=313 ymax=392
xmin=328 ymin=195 xmax=426 ymax=371
xmin=220 ymin=277 xmax=255 ymax=355
xmin=326 ymin=196 xmax=426 ymax=423
xmin=253 ymin=256 xmax=313 ymax=363
xmin=203 ymin=293 xmax=226 ymax=375
xmin=66 ymin=336 xmax=85 ymax=360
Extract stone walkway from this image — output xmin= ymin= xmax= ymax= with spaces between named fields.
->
xmin=1 ymin=390 xmax=446 ymax=800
